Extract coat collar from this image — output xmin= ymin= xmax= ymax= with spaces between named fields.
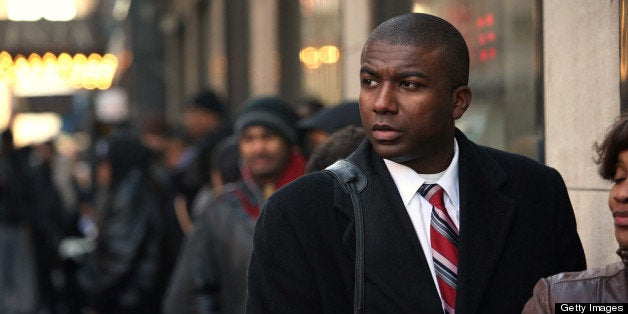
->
xmin=338 ymin=130 xmax=516 ymax=313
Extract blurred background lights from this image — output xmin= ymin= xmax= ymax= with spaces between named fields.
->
xmin=12 ymin=112 xmax=63 ymax=147
xmin=0 ymin=51 xmax=118 ymax=95
xmin=299 ymin=46 xmax=321 ymax=69
xmin=318 ymin=45 xmax=339 ymax=64
xmin=1 ymin=0 xmax=98 ymax=21
xmin=7 ymin=0 xmax=75 ymax=21
xmin=299 ymin=45 xmax=340 ymax=69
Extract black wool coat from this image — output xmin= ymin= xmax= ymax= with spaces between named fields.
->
xmin=246 ymin=130 xmax=586 ymax=314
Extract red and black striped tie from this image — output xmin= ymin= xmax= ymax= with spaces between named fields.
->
xmin=418 ymin=183 xmax=458 ymax=314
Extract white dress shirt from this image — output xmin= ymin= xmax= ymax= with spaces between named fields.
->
xmin=383 ymin=139 xmax=460 ymax=298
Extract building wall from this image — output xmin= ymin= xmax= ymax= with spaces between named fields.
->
xmin=341 ymin=0 xmax=370 ymax=100
xmin=543 ymin=0 xmax=620 ymax=268
xmin=249 ymin=0 xmax=279 ymax=97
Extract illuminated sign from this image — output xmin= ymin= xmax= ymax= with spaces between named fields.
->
xmin=0 ymin=51 xmax=118 ymax=96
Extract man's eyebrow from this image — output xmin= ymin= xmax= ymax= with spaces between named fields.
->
xmin=359 ymin=67 xmax=429 ymax=80
xmin=359 ymin=66 xmax=376 ymax=76
xmin=395 ymin=71 xmax=429 ymax=80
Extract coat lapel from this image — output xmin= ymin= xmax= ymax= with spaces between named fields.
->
xmin=339 ymin=141 xmax=442 ymax=312
xmin=455 ymin=130 xmax=516 ymax=314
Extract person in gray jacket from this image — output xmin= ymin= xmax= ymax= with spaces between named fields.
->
xmin=523 ymin=114 xmax=628 ymax=312
xmin=162 ymin=96 xmax=306 ymax=314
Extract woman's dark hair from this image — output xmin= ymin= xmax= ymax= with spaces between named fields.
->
xmin=595 ymin=113 xmax=628 ymax=180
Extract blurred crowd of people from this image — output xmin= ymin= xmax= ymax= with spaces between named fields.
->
xmin=0 ymin=89 xmax=364 ymax=314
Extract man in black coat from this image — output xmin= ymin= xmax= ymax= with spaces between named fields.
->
xmin=246 ymin=13 xmax=586 ymax=313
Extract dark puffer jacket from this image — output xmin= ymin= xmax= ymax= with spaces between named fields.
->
xmin=79 ymin=135 xmax=166 ymax=314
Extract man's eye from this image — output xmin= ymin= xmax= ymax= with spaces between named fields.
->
xmin=400 ymin=81 xmax=418 ymax=89
xmin=362 ymin=78 xmax=378 ymax=87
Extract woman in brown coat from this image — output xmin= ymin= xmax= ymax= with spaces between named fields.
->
xmin=523 ymin=115 xmax=628 ymax=312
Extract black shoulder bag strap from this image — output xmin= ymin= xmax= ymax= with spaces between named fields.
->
xmin=323 ymin=159 xmax=367 ymax=314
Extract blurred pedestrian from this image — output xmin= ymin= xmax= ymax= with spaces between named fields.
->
xmin=162 ymin=96 xmax=305 ymax=314
xmin=0 ymin=129 xmax=39 ymax=313
xmin=188 ymin=135 xmax=241 ymax=222
xmin=77 ymin=133 xmax=168 ymax=314
xmin=297 ymin=100 xmax=362 ymax=158
xmin=179 ymin=89 xmax=232 ymax=207
xmin=291 ymin=96 xmax=324 ymax=119
xmin=29 ymin=140 xmax=78 ymax=313
xmin=305 ymin=125 xmax=365 ymax=173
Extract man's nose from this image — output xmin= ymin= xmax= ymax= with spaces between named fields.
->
xmin=372 ymin=83 xmax=398 ymax=114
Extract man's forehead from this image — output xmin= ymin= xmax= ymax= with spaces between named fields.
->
xmin=241 ymin=125 xmax=280 ymax=136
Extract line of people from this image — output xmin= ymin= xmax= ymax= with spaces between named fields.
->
xmin=0 ymin=86 xmax=364 ymax=313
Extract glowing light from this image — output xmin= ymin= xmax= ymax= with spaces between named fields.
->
xmin=7 ymin=0 xmax=77 ymax=21
xmin=412 ymin=4 xmax=431 ymax=14
xmin=299 ymin=45 xmax=341 ymax=69
xmin=299 ymin=46 xmax=321 ymax=69
xmin=12 ymin=112 xmax=63 ymax=147
xmin=487 ymin=31 xmax=495 ymax=42
xmin=0 ymin=51 xmax=118 ymax=95
xmin=485 ymin=13 xmax=494 ymax=26
xmin=318 ymin=45 xmax=340 ymax=64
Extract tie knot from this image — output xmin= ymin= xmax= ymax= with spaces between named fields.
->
xmin=418 ymin=183 xmax=445 ymax=208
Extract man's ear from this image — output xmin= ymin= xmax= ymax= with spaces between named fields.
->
xmin=452 ymin=85 xmax=472 ymax=120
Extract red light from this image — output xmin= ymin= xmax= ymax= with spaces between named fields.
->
xmin=478 ymin=33 xmax=486 ymax=45
xmin=479 ymin=49 xmax=488 ymax=62
xmin=485 ymin=13 xmax=494 ymax=26
xmin=476 ymin=17 xmax=485 ymax=28
xmin=489 ymin=47 xmax=496 ymax=59
xmin=487 ymin=31 xmax=495 ymax=42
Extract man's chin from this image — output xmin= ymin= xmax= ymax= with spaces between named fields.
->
xmin=372 ymin=144 xmax=407 ymax=162
xmin=249 ymin=168 xmax=279 ymax=179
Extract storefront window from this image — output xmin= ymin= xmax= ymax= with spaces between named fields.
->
xmin=413 ymin=0 xmax=540 ymax=160
xmin=298 ymin=0 xmax=342 ymax=106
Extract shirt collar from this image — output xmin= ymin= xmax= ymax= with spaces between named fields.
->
xmin=384 ymin=139 xmax=460 ymax=208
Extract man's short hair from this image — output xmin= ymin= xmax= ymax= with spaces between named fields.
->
xmin=364 ymin=13 xmax=470 ymax=89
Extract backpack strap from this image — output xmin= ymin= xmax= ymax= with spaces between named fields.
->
xmin=323 ymin=159 xmax=367 ymax=314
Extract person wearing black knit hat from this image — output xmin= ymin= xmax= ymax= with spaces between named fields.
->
xmin=234 ymin=96 xmax=300 ymax=146
xmin=162 ymin=96 xmax=305 ymax=314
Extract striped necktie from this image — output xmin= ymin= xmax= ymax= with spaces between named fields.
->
xmin=418 ymin=183 xmax=458 ymax=314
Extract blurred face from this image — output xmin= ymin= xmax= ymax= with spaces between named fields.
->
xmin=239 ymin=125 xmax=291 ymax=183
xmin=96 ymin=161 xmax=112 ymax=188
xmin=359 ymin=41 xmax=471 ymax=173
xmin=164 ymin=139 xmax=188 ymax=170
xmin=609 ymin=150 xmax=628 ymax=248
xmin=183 ymin=108 xmax=221 ymax=139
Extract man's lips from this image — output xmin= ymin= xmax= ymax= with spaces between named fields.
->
xmin=614 ymin=211 xmax=628 ymax=227
xmin=372 ymin=124 xmax=401 ymax=141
